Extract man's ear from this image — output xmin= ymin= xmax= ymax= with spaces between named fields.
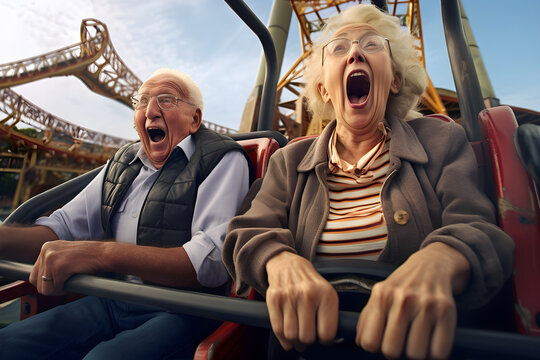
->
xmin=190 ymin=108 xmax=202 ymax=133
xmin=391 ymin=72 xmax=402 ymax=94
xmin=317 ymin=83 xmax=331 ymax=103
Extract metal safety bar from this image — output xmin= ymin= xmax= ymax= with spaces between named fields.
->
xmin=1 ymin=259 xmax=540 ymax=358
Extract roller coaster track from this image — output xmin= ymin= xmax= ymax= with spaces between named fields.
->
xmin=276 ymin=0 xmax=446 ymax=137
xmin=0 ymin=87 xmax=129 ymax=155
xmin=0 ymin=18 xmax=141 ymax=108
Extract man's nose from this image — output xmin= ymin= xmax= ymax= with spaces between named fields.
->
xmin=145 ymin=96 xmax=161 ymax=118
xmin=347 ymin=43 xmax=366 ymax=64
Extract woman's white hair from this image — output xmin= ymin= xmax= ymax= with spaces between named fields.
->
xmin=303 ymin=4 xmax=427 ymax=123
xmin=149 ymin=68 xmax=204 ymax=112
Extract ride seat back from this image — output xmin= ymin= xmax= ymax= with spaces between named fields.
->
xmin=478 ymin=105 xmax=540 ymax=336
xmin=237 ymin=137 xmax=279 ymax=181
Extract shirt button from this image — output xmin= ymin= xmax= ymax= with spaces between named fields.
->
xmin=393 ymin=210 xmax=409 ymax=225
xmin=132 ymin=213 xmax=137 ymax=218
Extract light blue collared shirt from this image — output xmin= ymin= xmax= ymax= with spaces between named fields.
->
xmin=36 ymin=135 xmax=249 ymax=287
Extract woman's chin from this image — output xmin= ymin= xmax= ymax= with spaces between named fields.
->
xmin=340 ymin=113 xmax=376 ymax=130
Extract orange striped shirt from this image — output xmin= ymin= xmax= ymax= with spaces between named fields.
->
xmin=317 ymin=126 xmax=390 ymax=260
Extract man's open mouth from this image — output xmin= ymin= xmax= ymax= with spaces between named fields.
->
xmin=147 ymin=127 xmax=166 ymax=142
xmin=347 ymin=71 xmax=370 ymax=105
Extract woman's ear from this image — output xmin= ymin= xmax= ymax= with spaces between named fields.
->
xmin=317 ymin=83 xmax=331 ymax=103
xmin=391 ymin=72 xmax=402 ymax=94
xmin=190 ymin=108 xmax=203 ymax=133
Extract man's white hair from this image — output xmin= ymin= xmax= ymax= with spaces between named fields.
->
xmin=149 ymin=68 xmax=204 ymax=112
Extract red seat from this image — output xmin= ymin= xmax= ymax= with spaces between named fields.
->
xmin=478 ymin=106 xmax=540 ymax=336
xmin=419 ymin=110 xmax=539 ymax=336
xmin=237 ymin=137 xmax=280 ymax=180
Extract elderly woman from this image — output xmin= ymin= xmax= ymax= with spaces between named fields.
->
xmin=223 ymin=4 xmax=513 ymax=359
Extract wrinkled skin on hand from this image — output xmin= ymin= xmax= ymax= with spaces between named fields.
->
xmin=356 ymin=243 xmax=469 ymax=359
xmin=265 ymin=251 xmax=339 ymax=351
xmin=265 ymin=243 xmax=469 ymax=359
xmin=29 ymin=240 xmax=106 ymax=296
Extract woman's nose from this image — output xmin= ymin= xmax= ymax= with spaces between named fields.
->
xmin=347 ymin=44 xmax=366 ymax=64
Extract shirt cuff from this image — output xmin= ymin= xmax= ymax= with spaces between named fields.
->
xmin=183 ymin=231 xmax=229 ymax=288
xmin=35 ymin=216 xmax=69 ymax=240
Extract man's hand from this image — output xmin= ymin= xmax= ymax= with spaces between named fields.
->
xmin=29 ymin=240 xmax=105 ymax=296
xmin=265 ymin=251 xmax=339 ymax=351
xmin=355 ymin=242 xmax=470 ymax=359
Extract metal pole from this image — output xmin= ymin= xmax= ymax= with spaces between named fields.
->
xmin=234 ymin=0 xmax=292 ymax=132
xmin=458 ymin=0 xmax=499 ymax=107
xmin=225 ymin=0 xmax=279 ymax=132
xmin=441 ymin=0 xmax=484 ymax=141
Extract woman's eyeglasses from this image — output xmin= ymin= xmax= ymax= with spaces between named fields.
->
xmin=322 ymin=34 xmax=392 ymax=65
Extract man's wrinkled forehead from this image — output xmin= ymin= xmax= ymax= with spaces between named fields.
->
xmin=331 ymin=23 xmax=379 ymax=40
xmin=139 ymin=74 xmax=189 ymax=98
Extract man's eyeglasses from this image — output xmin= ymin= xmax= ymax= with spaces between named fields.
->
xmin=131 ymin=93 xmax=196 ymax=111
xmin=322 ymin=34 xmax=392 ymax=65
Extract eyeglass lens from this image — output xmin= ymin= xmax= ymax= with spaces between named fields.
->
xmin=131 ymin=94 xmax=177 ymax=110
xmin=326 ymin=34 xmax=386 ymax=57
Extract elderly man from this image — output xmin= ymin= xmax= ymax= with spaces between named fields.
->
xmin=0 ymin=68 xmax=250 ymax=359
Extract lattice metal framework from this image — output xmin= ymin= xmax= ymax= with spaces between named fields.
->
xmin=0 ymin=88 xmax=130 ymax=152
xmin=0 ymin=19 xmax=142 ymax=108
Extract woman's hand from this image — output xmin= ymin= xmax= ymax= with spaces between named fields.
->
xmin=356 ymin=242 xmax=470 ymax=359
xmin=29 ymin=240 xmax=105 ymax=296
xmin=265 ymin=251 xmax=339 ymax=351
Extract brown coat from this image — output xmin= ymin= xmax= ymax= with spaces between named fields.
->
xmin=223 ymin=117 xmax=513 ymax=309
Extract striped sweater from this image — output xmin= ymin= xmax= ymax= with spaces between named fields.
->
xmin=317 ymin=127 xmax=390 ymax=260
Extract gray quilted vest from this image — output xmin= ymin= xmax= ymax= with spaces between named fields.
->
xmin=100 ymin=126 xmax=246 ymax=247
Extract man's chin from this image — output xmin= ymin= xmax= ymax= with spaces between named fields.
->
xmin=147 ymin=148 xmax=171 ymax=168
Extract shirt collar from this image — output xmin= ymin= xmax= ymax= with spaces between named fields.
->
xmin=131 ymin=134 xmax=195 ymax=169
xmin=297 ymin=116 xmax=428 ymax=173
xmin=328 ymin=122 xmax=389 ymax=175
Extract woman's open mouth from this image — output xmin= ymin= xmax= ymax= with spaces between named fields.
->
xmin=347 ymin=71 xmax=370 ymax=106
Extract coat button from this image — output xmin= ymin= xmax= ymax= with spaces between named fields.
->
xmin=393 ymin=210 xmax=409 ymax=225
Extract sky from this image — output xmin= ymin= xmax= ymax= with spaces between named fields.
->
xmin=0 ymin=0 xmax=538 ymax=142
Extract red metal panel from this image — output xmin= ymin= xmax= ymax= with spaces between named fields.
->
xmin=479 ymin=106 xmax=540 ymax=336
xmin=237 ymin=137 xmax=280 ymax=179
